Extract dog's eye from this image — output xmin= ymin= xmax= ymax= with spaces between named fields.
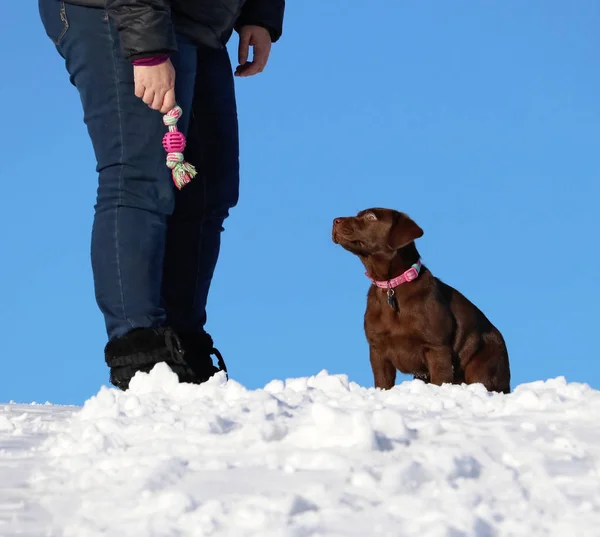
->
xmin=364 ymin=213 xmax=377 ymax=221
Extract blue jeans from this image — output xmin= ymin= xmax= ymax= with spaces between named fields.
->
xmin=38 ymin=0 xmax=240 ymax=341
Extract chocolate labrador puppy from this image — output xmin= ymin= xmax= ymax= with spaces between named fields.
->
xmin=332 ymin=208 xmax=510 ymax=393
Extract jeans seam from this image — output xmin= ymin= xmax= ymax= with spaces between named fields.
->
xmin=107 ymin=17 xmax=131 ymax=331
xmin=55 ymin=2 xmax=69 ymax=45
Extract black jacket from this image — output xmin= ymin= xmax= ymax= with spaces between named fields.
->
xmin=65 ymin=0 xmax=284 ymax=60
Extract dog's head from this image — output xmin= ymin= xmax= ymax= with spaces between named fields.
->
xmin=332 ymin=208 xmax=423 ymax=257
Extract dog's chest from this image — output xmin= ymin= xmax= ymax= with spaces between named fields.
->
xmin=364 ymin=294 xmax=426 ymax=373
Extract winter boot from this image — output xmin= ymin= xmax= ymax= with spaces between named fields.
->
xmin=104 ymin=326 xmax=200 ymax=390
xmin=178 ymin=331 xmax=228 ymax=383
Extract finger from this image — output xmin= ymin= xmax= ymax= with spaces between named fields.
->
xmin=240 ymin=61 xmax=261 ymax=77
xmin=134 ymin=80 xmax=145 ymax=99
xmin=151 ymin=89 xmax=165 ymax=111
xmin=238 ymin=30 xmax=251 ymax=66
xmin=142 ymin=88 xmax=155 ymax=107
xmin=235 ymin=64 xmax=251 ymax=77
xmin=161 ymin=89 xmax=176 ymax=114
xmin=252 ymin=43 xmax=271 ymax=73
xmin=234 ymin=63 xmax=250 ymax=77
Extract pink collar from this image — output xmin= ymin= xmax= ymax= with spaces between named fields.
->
xmin=367 ymin=260 xmax=422 ymax=289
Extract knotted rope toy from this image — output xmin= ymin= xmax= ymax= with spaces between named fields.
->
xmin=162 ymin=106 xmax=197 ymax=189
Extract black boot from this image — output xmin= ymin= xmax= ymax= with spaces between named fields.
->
xmin=178 ymin=331 xmax=228 ymax=383
xmin=104 ymin=327 xmax=200 ymax=390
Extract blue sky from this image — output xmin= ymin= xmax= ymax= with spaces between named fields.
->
xmin=3 ymin=0 xmax=599 ymax=405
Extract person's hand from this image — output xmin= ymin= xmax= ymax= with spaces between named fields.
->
xmin=235 ymin=25 xmax=272 ymax=77
xmin=133 ymin=60 xmax=176 ymax=113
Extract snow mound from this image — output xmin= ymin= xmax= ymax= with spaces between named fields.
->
xmin=10 ymin=366 xmax=600 ymax=536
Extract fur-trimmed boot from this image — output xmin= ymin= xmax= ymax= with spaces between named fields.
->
xmin=177 ymin=331 xmax=228 ymax=383
xmin=104 ymin=327 xmax=201 ymax=390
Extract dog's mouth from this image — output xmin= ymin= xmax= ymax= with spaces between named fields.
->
xmin=332 ymin=220 xmax=368 ymax=253
xmin=332 ymin=229 xmax=356 ymax=245
xmin=333 ymin=232 xmax=367 ymax=253
xmin=333 ymin=221 xmax=353 ymax=243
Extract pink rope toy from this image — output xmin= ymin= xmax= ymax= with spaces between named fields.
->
xmin=162 ymin=106 xmax=197 ymax=189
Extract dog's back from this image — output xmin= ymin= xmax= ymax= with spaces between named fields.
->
xmin=436 ymin=277 xmax=511 ymax=393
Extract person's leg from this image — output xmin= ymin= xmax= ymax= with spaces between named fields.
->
xmin=38 ymin=0 xmax=202 ymax=388
xmin=39 ymin=1 xmax=197 ymax=340
xmin=162 ymin=46 xmax=240 ymax=338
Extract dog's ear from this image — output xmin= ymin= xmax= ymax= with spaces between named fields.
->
xmin=387 ymin=213 xmax=424 ymax=250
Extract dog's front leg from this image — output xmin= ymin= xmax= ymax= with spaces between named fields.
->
xmin=370 ymin=346 xmax=396 ymax=389
xmin=425 ymin=346 xmax=454 ymax=386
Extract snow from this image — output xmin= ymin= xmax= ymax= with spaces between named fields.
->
xmin=2 ymin=366 xmax=600 ymax=536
